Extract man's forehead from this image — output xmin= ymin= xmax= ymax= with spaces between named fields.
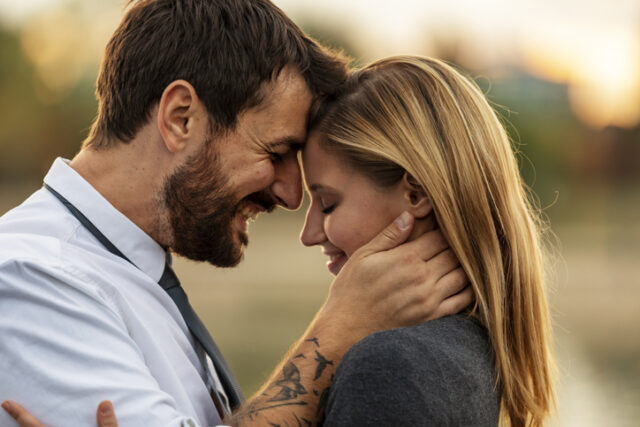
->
xmin=253 ymin=66 xmax=311 ymax=111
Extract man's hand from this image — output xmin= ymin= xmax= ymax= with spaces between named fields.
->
xmin=2 ymin=400 xmax=118 ymax=427
xmin=318 ymin=211 xmax=472 ymax=348
xmin=228 ymin=211 xmax=471 ymax=426
xmin=2 ymin=401 xmax=42 ymax=427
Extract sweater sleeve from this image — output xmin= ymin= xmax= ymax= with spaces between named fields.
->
xmin=322 ymin=327 xmax=453 ymax=427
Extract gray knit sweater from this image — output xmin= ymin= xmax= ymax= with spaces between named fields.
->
xmin=323 ymin=315 xmax=500 ymax=426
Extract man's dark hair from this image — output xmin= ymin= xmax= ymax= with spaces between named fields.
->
xmin=86 ymin=0 xmax=348 ymax=148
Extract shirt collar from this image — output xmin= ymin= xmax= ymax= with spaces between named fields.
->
xmin=43 ymin=157 xmax=167 ymax=282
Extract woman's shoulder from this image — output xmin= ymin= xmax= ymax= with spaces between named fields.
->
xmin=343 ymin=314 xmax=491 ymax=365
xmin=323 ymin=315 xmax=499 ymax=426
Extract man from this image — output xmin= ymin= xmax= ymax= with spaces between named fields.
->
xmin=0 ymin=1 xmax=471 ymax=426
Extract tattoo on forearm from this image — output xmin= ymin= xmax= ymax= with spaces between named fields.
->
xmin=268 ymin=362 xmax=308 ymax=402
xmin=293 ymin=413 xmax=313 ymax=427
xmin=233 ymin=338 xmax=338 ymax=426
xmin=305 ymin=337 xmax=320 ymax=347
xmin=316 ymin=378 xmax=333 ymax=418
xmin=312 ymin=350 xmax=334 ymax=381
xmin=246 ymin=401 xmax=308 ymax=417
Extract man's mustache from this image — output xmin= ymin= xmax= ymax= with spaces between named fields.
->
xmin=244 ymin=191 xmax=276 ymax=213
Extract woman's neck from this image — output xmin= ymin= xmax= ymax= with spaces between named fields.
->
xmin=407 ymin=213 xmax=438 ymax=243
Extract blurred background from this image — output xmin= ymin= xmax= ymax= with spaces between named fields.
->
xmin=0 ymin=0 xmax=638 ymax=425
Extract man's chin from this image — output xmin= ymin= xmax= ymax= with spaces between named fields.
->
xmin=205 ymin=231 xmax=247 ymax=268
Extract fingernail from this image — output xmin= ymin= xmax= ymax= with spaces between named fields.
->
xmin=99 ymin=402 xmax=113 ymax=416
xmin=395 ymin=211 xmax=411 ymax=230
xmin=1 ymin=401 xmax=14 ymax=416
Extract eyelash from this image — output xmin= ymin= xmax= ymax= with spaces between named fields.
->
xmin=268 ymin=151 xmax=283 ymax=162
xmin=321 ymin=205 xmax=335 ymax=214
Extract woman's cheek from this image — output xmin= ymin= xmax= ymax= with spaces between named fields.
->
xmin=324 ymin=216 xmax=350 ymax=254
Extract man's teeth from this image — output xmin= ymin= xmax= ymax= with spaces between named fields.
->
xmin=240 ymin=205 xmax=259 ymax=221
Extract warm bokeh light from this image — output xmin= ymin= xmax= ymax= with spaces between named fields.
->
xmin=0 ymin=2 xmax=638 ymax=427
xmin=2 ymin=0 xmax=638 ymax=128
xmin=276 ymin=0 xmax=640 ymax=130
xmin=522 ymin=22 xmax=640 ymax=129
xmin=18 ymin=3 xmax=119 ymax=102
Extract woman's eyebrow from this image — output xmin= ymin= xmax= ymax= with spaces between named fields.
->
xmin=308 ymin=183 xmax=334 ymax=193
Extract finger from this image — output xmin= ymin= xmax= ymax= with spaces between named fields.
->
xmin=97 ymin=401 xmax=119 ymax=427
xmin=1 ymin=401 xmax=44 ymax=427
xmin=357 ymin=211 xmax=414 ymax=255
xmin=402 ymin=229 xmax=449 ymax=261
xmin=433 ymin=285 xmax=474 ymax=318
xmin=435 ymin=267 xmax=468 ymax=299
xmin=425 ymin=249 xmax=460 ymax=280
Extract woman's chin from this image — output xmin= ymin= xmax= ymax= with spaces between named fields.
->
xmin=327 ymin=254 xmax=347 ymax=276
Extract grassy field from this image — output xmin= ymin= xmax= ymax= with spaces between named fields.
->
xmin=2 ymin=185 xmax=639 ymax=425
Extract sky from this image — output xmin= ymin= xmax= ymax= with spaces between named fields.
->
xmin=1 ymin=0 xmax=638 ymax=128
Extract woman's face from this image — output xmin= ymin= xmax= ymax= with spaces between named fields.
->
xmin=300 ymin=132 xmax=407 ymax=275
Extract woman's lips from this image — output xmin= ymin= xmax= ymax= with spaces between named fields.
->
xmin=325 ymin=252 xmax=347 ymax=276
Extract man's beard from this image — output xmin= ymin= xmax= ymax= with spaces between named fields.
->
xmin=162 ymin=139 xmax=275 ymax=267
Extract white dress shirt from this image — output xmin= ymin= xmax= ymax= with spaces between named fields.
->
xmin=0 ymin=158 xmax=229 ymax=426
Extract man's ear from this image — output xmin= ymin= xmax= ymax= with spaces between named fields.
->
xmin=157 ymin=80 xmax=202 ymax=153
xmin=402 ymin=172 xmax=433 ymax=219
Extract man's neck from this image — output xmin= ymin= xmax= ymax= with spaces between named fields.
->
xmin=69 ymin=133 xmax=170 ymax=246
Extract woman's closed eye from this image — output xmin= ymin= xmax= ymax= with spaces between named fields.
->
xmin=319 ymin=197 xmax=337 ymax=214
xmin=321 ymin=204 xmax=336 ymax=214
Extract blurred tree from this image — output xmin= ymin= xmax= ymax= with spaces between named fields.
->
xmin=0 ymin=25 xmax=97 ymax=186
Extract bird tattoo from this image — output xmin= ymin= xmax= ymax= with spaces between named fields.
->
xmin=313 ymin=350 xmax=334 ymax=380
xmin=268 ymin=362 xmax=308 ymax=402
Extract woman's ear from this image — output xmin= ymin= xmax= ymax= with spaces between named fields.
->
xmin=402 ymin=172 xmax=433 ymax=219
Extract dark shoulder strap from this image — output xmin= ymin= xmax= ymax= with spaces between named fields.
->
xmin=45 ymin=184 xmax=133 ymax=265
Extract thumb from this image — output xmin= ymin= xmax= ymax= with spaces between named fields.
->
xmin=97 ymin=401 xmax=118 ymax=427
xmin=360 ymin=211 xmax=414 ymax=255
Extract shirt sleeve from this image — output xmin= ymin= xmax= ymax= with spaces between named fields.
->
xmin=0 ymin=259 xmax=205 ymax=427
xmin=322 ymin=329 xmax=453 ymax=427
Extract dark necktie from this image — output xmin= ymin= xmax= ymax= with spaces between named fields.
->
xmin=44 ymin=184 xmax=245 ymax=410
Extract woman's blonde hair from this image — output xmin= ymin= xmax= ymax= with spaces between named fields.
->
xmin=311 ymin=56 xmax=555 ymax=426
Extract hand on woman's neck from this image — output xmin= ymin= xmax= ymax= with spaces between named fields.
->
xmin=407 ymin=213 xmax=438 ymax=243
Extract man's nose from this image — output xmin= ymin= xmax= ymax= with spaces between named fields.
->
xmin=270 ymin=153 xmax=303 ymax=210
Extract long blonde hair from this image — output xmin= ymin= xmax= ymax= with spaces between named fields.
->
xmin=311 ymin=56 xmax=555 ymax=426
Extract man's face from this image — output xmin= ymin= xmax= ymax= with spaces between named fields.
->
xmin=163 ymin=67 xmax=313 ymax=267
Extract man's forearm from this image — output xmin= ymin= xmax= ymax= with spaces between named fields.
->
xmin=226 ymin=314 xmax=350 ymax=427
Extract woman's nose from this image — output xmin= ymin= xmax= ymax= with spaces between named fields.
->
xmin=300 ymin=203 xmax=326 ymax=247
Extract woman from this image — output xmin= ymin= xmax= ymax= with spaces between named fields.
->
xmin=301 ymin=56 xmax=555 ymax=426
xmin=3 ymin=56 xmax=554 ymax=426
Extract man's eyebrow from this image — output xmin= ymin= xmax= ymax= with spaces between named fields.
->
xmin=266 ymin=136 xmax=305 ymax=150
